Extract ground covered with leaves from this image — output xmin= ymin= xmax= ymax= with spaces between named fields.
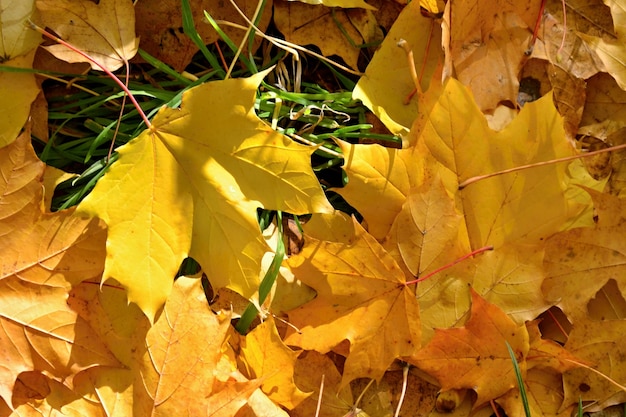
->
xmin=2 ymin=0 xmax=626 ymax=416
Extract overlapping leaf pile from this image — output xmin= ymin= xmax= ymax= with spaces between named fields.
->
xmin=2 ymin=0 xmax=626 ymax=416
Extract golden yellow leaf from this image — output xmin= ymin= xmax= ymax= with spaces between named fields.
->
xmin=394 ymin=173 xmax=468 ymax=277
xmin=0 ymin=0 xmax=40 ymax=59
xmin=239 ymin=317 xmax=309 ymax=409
xmin=409 ymin=289 xmax=529 ymax=409
xmin=77 ymin=70 xmax=332 ymax=322
xmin=285 ymin=216 xmax=421 ymax=385
xmin=543 ymin=189 xmax=626 ymax=320
xmin=578 ymin=0 xmax=626 ymax=90
xmin=562 ymin=317 xmax=626 ymax=411
xmin=0 ymin=129 xmax=106 ymax=287
xmin=418 ymin=78 xmax=595 ymax=248
xmin=136 ymin=276 xmax=238 ymax=416
xmin=336 ymin=139 xmax=424 ymax=240
xmin=37 ymin=0 xmax=139 ymax=71
xmin=0 ymin=277 xmax=121 ymax=406
xmin=353 ymin=0 xmax=443 ymax=134
xmin=442 ymin=0 xmax=541 ymax=111
xmin=291 ymin=351 xmax=355 ymax=417
xmin=0 ymin=52 xmax=39 ymax=147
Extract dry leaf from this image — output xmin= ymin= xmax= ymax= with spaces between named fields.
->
xmin=37 ymin=0 xmax=139 ymax=71
xmin=77 ymin=70 xmax=332 ymax=322
xmin=285 ymin=216 xmax=421 ymax=385
xmin=409 ymin=289 xmax=529 ymax=409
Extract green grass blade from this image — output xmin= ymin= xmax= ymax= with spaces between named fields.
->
xmin=506 ymin=341 xmax=532 ymax=417
xmin=235 ymin=211 xmax=285 ymax=334
xmin=181 ymin=0 xmax=226 ymax=77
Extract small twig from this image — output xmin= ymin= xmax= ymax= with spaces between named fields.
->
xmin=458 ymin=142 xmax=626 ymax=189
xmin=397 ymin=39 xmax=421 ymax=98
xmin=404 ymin=18 xmax=436 ymax=104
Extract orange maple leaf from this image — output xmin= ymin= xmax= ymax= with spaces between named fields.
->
xmin=284 ymin=216 xmax=421 ymax=385
xmin=408 ymin=288 xmax=529 ymax=408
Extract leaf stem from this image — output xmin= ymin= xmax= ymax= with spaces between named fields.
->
xmin=458 ymin=142 xmax=626 ymax=189
xmin=28 ymin=21 xmax=152 ymax=130
xmin=404 ymin=245 xmax=493 ymax=286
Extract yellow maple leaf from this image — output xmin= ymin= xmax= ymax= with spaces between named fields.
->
xmin=284 ymin=215 xmax=421 ymax=385
xmin=77 ymin=70 xmax=333 ymax=322
xmin=239 ymin=317 xmax=310 ymax=410
xmin=353 ymin=0 xmax=443 ymax=134
xmin=578 ymin=0 xmax=626 ymax=90
xmin=0 ymin=129 xmax=106 ymax=287
xmin=37 ymin=0 xmax=139 ymax=71
xmin=0 ymin=0 xmax=40 ymax=60
xmin=543 ymin=188 xmax=626 ymax=320
xmin=408 ymin=289 xmax=529 ymax=409
xmin=0 ymin=52 xmax=40 ymax=147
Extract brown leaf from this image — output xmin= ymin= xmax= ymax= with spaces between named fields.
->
xmin=134 ymin=0 xmax=273 ymax=71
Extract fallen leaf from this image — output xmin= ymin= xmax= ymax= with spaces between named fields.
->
xmin=586 ymin=279 xmax=626 ymax=320
xmin=353 ymin=0 xmax=443 ymax=134
xmin=393 ymin=172 xmax=468 ymax=277
xmin=274 ymin=3 xmax=377 ymax=70
xmin=77 ymin=70 xmax=332 ymax=322
xmin=135 ymin=276 xmax=246 ymax=416
xmin=239 ymin=317 xmax=310 ymax=409
xmin=543 ymin=189 xmax=626 ymax=320
xmin=0 ymin=52 xmax=39 ymax=147
xmin=578 ymin=0 xmax=626 ymax=90
xmin=285 ymin=216 xmax=421 ymax=385
xmin=0 ymin=0 xmax=40 ymax=60
xmin=134 ymin=0 xmax=273 ymax=71
xmin=335 ymin=139 xmax=425 ymax=240
xmin=409 ymin=289 xmax=529 ymax=408
xmin=417 ymin=78 xmax=596 ymax=248
xmin=531 ymin=0 xmax=610 ymax=80
xmin=562 ymin=317 xmax=626 ymax=411
xmin=0 ymin=277 xmax=120 ymax=406
xmin=37 ymin=0 xmax=139 ymax=71
xmin=442 ymin=0 xmax=541 ymax=111
xmin=579 ymin=73 xmax=626 ymax=140
xmin=290 ymin=351 xmax=355 ymax=417
xmin=0 ymin=129 xmax=106 ymax=287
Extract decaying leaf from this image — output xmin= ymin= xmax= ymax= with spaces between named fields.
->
xmin=37 ymin=0 xmax=139 ymax=71
xmin=134 ymin=0 xmax=273 ymax=71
